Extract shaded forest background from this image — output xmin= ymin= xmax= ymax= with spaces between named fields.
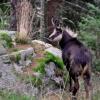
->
xmin=0 ymin=0 xmax=100 ymax=71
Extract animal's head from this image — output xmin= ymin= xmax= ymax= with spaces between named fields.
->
xmin=49 ymin=18 xmax=78 ymax=42
xmin=49 ymin=18 xmax=63 ymax=42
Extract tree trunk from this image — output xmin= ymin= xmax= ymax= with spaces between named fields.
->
xmin=40 ymin=0 xmax=45 ymax=40
xmin=10 ymin=0 xmax=17 ymax=31
xmin=45 ymin=0 xmax=63 ymax=37
xmin=16 ymin=0 xmax=33 ymax=42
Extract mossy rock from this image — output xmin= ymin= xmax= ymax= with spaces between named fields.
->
xmin=0 ymin=32 xmax=13 ymax=48
xmin=0 ymin=42 xmax=7 ymax=55
xmin=10 ymin=52 xmax=21 ymax=64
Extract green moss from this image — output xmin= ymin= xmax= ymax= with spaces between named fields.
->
xmin=0 ymin=32 xmax=13 ymax=48
xmin=33 ymin=61 xmax=46 ymax=75
xmin=15 ymin=53 xmax=21 ymax=63
xmin=32 ymin=52 xmax=65 ymax=87
xmin=33 ymin=52 xmax=64 ymax=74
xmin=44 ymin=52 xmax=64 ymax=69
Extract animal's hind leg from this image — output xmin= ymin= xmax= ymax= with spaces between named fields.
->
xmin=69 ymin=75 xmax=73 ymax=92
xmin=71 ymin=76 xmax=79 ymax=100
xmin=83 ymin=71 xmax=92 ymax=100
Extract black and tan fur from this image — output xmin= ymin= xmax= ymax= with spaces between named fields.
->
xmin=49 ymin=18 xmax=92 ymax=100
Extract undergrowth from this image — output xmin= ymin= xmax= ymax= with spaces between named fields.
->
xmin=93 ymin=90 xmax=100 ymax=100
xmin=0 ymin=90 xmax=36 ymax=100
xmin=95 ymin=59 xmax=100 ymax=72
xmin=0 ymin=32 xmax=13 ymax=48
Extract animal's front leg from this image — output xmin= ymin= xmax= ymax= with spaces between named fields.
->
xmin=69 ymin=75 xmax=73 ymax=92
xmin=69 ymin=75 xmax=75 ymax=100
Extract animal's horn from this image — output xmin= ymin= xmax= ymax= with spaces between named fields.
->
xmin=62 ymin=17 xmax=76 ymax=31
xmin=51 ymin=17 xmax=55 ymax=27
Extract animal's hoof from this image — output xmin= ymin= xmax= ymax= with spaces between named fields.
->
xmin=72 ymin=96 xmax=77 ymax=100
xmin=69 ymin=87 xmax=73 ymax=92
xmin=69 ymin=88 xmax=72 ymax=92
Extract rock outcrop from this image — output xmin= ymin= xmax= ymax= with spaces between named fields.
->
xmin=0 ymin=42 xmax=7 ymax=56
xmin=31 ymin=40 xmax=52 ymax=53
xmin=32 ymin=40 xmax=62 ymax=58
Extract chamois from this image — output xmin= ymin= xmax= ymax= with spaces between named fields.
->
xmin=49 ymin=18 xmax=92 ymax=100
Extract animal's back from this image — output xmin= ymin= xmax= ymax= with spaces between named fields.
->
xmin=62 ymin=38 xmax=92 ymax=67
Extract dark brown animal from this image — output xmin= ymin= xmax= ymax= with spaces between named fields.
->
xmin=49 ymin=18 xmax=92 ymax=100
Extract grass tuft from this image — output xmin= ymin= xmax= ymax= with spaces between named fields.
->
xmin=0 ymin=90 xmax=36 ymax=100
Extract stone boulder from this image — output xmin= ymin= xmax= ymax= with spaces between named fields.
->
xmin=9 ymin=47 xmax=35 ymax=73
xmin=0 ymin=54 xmax=39 ymax=97
xmin=31 ymin=40 xmax=52 ymax=53
xmin=45 ymin=62 xmax=56 ymax=77
xmin=0 ymin=55 xmax=17 ymax=89
xmin=0 ymin=42 xmax=7 ymax=56
xmin=44 ymin=62 xmax=64 ymax=85
xmin=31 ymin=40 xmax=62 ymax=58
xmin=19 ymin=47 xmax=34 ymax=65
xmin=45 ymin=47 xmax=62 ymax=58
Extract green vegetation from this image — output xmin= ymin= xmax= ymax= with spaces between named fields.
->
xmin=0 ymin=32 xmax=13 ymax=48
xmin=33 ymin=60 xmax=46 ymax=75
xmin=33 ymin=52 xmax=64 ymax=74
xmin=28 ymin=54 xmax=33 ymax=61
xmin=79 ymin=4 xmax=100 ymax=50
xmin=15 ymin=38 xmax=28 ymax=44
xmin=31 ymin=77 xmax=43 ymax=87
xmin=95 ymin=59 xmax=100 ymax=72
xmin=93 ymin=90 xmax=100 ymax=100
xmin=15 ymin=53 xmax=21 ymax=64
xmin=15 ymin=36 xmax=31 ymax=44
xmin=0 ymin=90 xmax=36 ymax=100
xmin=79 ymin=3 xmax=100 ymax=72
xmin=12 ymin=48 xmax=18 ymax=52
xmin=10 ymin=52 xmax=21 ymax=64
xmin=31 ymin=52 xmax=65 ymax=87
xmin=45 ymin=52 xmax=65 ymax=69
xmin=0 ymin=2 xmax=10 ymax=29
